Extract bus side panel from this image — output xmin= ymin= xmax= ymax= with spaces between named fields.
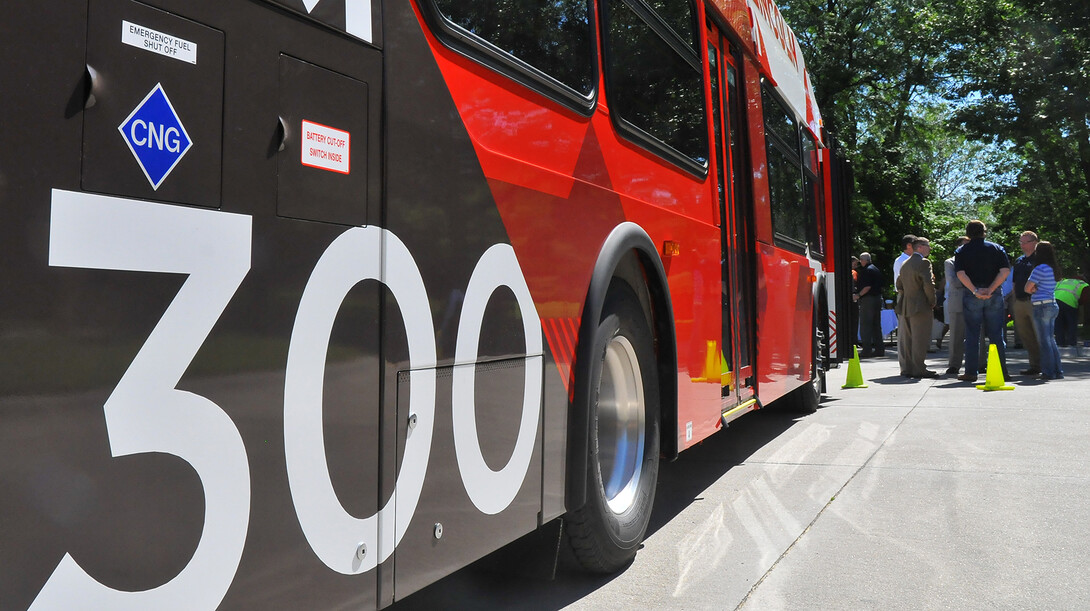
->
xmin=2 ymin=6 xmax=95 ymax=610
xmin=742 ymin=55 xmax=814 ymax=402
xmin=619 ymin=198 xmax=724 ymax=450
xmin=412 ymin=3 xmax=728 ymax=454
xmin=2 ymin=1 xmax=392 ymax=609
xmin=754 ymin=244 xmax=817 ymax=401
xmin=383 ymin=1 xmax=557 ymax=600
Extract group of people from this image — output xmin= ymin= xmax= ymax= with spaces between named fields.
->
xmin=852 ymin=220 xmax=1087 ymax=382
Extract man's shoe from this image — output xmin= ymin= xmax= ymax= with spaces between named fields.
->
xmin=918 ymin=370 xmax=939 ymax=378
xmin=945 ymin=368 xmax=959 ymax=376
xmin=1020 ymin=368 xmax=1040 ymax=376
xmin=957 ymin=374 xmax=978 ymax=382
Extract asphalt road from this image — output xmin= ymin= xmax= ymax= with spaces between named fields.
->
xmin=392 ymin=343 xmax=1090 ymax=610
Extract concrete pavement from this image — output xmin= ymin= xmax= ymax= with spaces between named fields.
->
xmin=392 ymin=344 xmax=1090 ymax=610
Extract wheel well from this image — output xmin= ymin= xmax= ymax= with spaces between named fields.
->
xmin=610 ymin=251 xmax=678 ymax=460
xmin=566 ymin=223 xmax=678 ymax=511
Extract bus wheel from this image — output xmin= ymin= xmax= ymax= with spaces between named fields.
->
xmin=567 ymin=284 xmax=660 ymax=573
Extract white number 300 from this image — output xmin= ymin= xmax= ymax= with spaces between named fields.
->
xmin=34 ymin=189 xmax=543 ymax=609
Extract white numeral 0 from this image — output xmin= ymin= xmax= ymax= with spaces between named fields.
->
xmin=284 ymin=227 xmax=437 ymax=574
xmin=33 ymin=190 xmax=252 ymax=610
xmin=453 ymin=244 xmax=542 ymax=515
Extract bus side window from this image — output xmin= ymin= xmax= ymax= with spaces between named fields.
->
xmin=601 ymin=0 xmax=708 ymax=174
xmin=421 ymin=0 xmax=597 ymax=112
xmin=762 ymin=85 xmax=807 ymax=251
xmin=802 ymin=131 xmax=825 ymax=257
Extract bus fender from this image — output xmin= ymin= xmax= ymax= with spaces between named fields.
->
xmin=566 ymin=222 xmax=678 ymax=511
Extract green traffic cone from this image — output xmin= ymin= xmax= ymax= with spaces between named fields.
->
xmin=842 ymin=345 xmax=868 ymax=388
xmin=977 ymin=343 xmax=1014 ymax=391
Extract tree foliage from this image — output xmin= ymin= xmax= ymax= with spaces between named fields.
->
xmin=945 ymin=0 xmax=1090 ymax=275
xmin=781 ymin=0 xmax=1090 ymax=280
xmin=782 ymin=0 xmax=951 ymax=274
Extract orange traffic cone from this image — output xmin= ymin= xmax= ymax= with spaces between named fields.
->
xmin=977 ymin=343 xmax=1014 ymax=391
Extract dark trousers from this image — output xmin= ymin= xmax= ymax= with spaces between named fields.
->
xmin=858 ymin=295 xmax=884 ymax=355
xmin=1056 ymin=302 xmax=1079 ymax=346
xmin=963 ymin=292 xmax=1009 ymax=378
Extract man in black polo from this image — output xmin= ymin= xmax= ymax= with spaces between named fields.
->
xmin=1011 ymin=231 xmax=1040 ymax=375
xmin=855 ymin=252 xmax=885 ymax=357
xmin=954 ymin=220 xmax=1012 ymax=381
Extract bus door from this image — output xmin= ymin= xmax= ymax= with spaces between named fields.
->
xmin=706 ymin=22 xmax=756 ymax=403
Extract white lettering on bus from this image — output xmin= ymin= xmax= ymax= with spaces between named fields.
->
xmin=35 ymin=190 xmax=543 ymax=603
xmin=34 ymin=189 xmax=252 ymax=611
xmin=129 ymin=120 xmax=182 ymax=152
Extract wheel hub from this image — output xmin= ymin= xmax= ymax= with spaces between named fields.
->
xmin=598 ymin=335 xmax=646 ymax=514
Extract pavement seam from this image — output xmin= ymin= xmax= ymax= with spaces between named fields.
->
xmin=743 ymin=462 xmax=1090 ymax=480
xmin=733 ymin=390 xmax=925 ymax=610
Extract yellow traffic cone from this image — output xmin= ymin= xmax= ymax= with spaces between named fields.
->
xmin=720 ymin=348 xmax=733 ymax=388
xmin=842 ymin=345 xmax=868 ymax=388
xmin=693 ymin=340 xmax=720 ymax=383
xmin=977 ymin=343 xmax=1014 ymax=391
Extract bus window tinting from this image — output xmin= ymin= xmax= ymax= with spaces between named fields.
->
xmin=644 ymin=0 xmax=699 ymax=51
xmin=803 ymin=131 xmax=825 ymax=254
xmin=762 ymin=87 xmax=806 ymax=246
xmin=432 ymin=0 xmax=595 ymax=95
xmin=767 ymin=145 xmax=805 ymax=244
xmin=762 ymin=88 xmax=799 ymax=151
xmin=604 ymin=0 xmax=708 ymax=165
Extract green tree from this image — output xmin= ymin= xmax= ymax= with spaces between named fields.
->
xmin=782 ymin=0 xmax=952 ymax=273
xmin=945 ymin=0 xmax=1090 ymax=275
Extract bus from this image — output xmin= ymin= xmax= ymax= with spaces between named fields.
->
xmin=0 ymin=0 xmax=849 ymax=608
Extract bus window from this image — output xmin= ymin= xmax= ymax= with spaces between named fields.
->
xmin=644 ymin=0 xmax=700 ymax=52
xmin=803 ymin=131 xmax=826 ymax=256
xmin=762 ymin=86 xmax=806 ymax=249
xmin=425 ymin=0 xmax=596 ymax=108
xmin=601 ymin=0 xmax=708 ymax=171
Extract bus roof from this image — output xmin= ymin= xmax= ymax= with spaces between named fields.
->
xmin=709 ymin=0 xmax=824 ymax=144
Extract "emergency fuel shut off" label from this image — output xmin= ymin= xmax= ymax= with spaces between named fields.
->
xmin=122 ymin=20 xmax=198 ymax=65
xmin=301 ymin=120 xmax=350 ymax=174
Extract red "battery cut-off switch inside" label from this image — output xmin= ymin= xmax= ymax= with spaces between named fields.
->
xmin=301 ymin=120 xmax=350 ymax=174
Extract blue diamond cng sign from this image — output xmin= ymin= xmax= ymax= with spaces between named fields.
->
xmin=118 ymin=83 xmax=193 ymax=190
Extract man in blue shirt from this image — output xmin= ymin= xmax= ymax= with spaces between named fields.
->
xmin=954 ymin=220 xmax=1012 ymax=381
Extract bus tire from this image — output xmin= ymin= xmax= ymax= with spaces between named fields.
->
xmin=566 ymin=283 xmax=660 ymax=573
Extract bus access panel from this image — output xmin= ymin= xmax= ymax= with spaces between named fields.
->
xmin=0 ymin=0 xmax=571 ymax=608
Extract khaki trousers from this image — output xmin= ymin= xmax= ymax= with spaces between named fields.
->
xmin=897 ymin=312 xmax=910 ymax=374
xmin=904 ymin=310 xmax=934 ymax=376
xmin=1012 ymin=297 xmax=1040 ymax=370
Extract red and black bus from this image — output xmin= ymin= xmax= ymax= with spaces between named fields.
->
xmin=0 ymin=0 xmax=849 ymax=608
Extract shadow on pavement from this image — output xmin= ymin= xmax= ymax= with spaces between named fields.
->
xmin=389 ymin=404 xmax=809 ymax=610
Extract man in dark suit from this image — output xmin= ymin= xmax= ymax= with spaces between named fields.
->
xmin=896 ymin=237 xmax=938 ymax=378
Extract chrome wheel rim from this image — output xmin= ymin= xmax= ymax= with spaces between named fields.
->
xmin=598 ymin=335 xmax=646 ymax=514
